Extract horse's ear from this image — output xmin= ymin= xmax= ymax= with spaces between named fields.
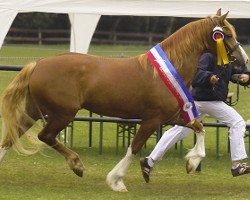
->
xmin=216 ymin=8 xmax=222 ymax=16
xmin=221 ymin=11 xmax=229 ymax=21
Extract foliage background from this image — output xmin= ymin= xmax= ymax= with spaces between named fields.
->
xmin=11 ymin=13 xmax=250 ymax=37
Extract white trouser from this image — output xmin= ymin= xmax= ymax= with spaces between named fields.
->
xmin=149 ymin=101 xmax=247 ymax=162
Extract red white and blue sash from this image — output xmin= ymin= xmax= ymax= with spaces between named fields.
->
xmin=146 ymin=44 xmax=199 ymax=124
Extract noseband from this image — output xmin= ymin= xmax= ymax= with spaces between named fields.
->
xmin=224 ymin=41 xmax=240 ymax=55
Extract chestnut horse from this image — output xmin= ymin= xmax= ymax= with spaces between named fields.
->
xmin=0 ymin=10 xmax=248 ymax=192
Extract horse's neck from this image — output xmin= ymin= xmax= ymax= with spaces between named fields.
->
xmin=160 ymin=18 xmax=211 ymax=83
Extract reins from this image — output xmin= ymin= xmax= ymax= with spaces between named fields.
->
xmin=212 ymin=82 xmax=240 ymax=106
xmin=229 ymin=75 xmax=240 ymax=106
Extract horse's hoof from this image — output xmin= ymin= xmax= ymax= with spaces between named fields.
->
xmin=0 ymin=148 xmax=7 ymax=163
xmin=186 ymin=160 xmax=193 ymax=174
xmin=119 ymin=188 xmax=128 ymax=192
xmin=108 ymin=184 xmax=128 ymax=192
xmin=73 ymin=168 xmax=83 ymax=177
xmin=106 ymin=173 xmax=128 ymax=192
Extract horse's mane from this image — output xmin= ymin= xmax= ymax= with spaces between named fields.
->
xmin=160 ymin=17 xmax=212 ymax=69
xmin=160 ymin=16 xmax=236 ymax=70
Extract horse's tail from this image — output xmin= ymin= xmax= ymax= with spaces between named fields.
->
xmin=0 ymin=61 xmax=40 ymax=155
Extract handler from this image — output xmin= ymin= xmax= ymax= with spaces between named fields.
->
xmin=140 ymin=51 xmax=250 ymax=183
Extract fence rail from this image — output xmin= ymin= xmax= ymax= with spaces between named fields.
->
xmin=5 ymin=28 xmax=250 ymax=45
xmin=0 ymin=65 xmax=22 ymax=71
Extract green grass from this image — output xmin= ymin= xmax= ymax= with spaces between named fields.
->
xmin=0 ymin=44 xmax=151 ymax=65
xmin=0 ymin=44 xmax=250 ymax=199
xmin=0 ymin=147 xmax=250 ymax=200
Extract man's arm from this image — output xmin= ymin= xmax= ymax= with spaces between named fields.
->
xmin=192 ymin=53 xmax=215 ymax=87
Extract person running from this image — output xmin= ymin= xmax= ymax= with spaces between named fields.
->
xmin=140 ymin=51 xmax=250 ymax=183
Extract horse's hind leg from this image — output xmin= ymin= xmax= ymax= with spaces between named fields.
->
xmin=38 ymin=114 xmax=84 ymax=177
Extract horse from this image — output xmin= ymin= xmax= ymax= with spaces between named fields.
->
xmin=0 ymin=9 xmax=248 ymax=192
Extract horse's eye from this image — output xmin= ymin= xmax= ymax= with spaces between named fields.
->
xmin=225 ymin=34 xmax=232 ymax=38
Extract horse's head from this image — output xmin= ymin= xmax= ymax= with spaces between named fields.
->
xmin=209 ymin=9 xmax=249 ymax=67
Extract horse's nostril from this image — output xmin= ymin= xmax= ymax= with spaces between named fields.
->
xmin=246 ymin=59 xmax=249 ymax=64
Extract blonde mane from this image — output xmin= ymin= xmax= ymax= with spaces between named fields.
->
xmin=139 ymin=15 xmax=237 ymax=78
xmin=138 ymin=17 xmax=213 ymax=76
xmin=160 ymin=17 xmax=212 ymax=69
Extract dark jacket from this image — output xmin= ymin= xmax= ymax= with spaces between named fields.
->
xmin=192 ymin=52 xmax=250 ymax=101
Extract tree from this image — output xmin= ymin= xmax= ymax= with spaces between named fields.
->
xmin=12 ymin=13 xmax=70 ymax=29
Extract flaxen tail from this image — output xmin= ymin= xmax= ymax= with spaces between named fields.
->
xmin=0 ymin=62 xmax=40 ymax=155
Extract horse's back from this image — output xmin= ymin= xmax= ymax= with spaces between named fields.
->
xmin=29 ymin=53 xmax=145 ymax=116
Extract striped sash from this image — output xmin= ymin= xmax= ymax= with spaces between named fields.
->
xmin=146 ymin=44 xmax=199 ymax=124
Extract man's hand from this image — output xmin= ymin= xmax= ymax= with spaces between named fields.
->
xmin=210 ymin=75 xmax=219 ymax=85
xmin=239 ymin=74 xmax=249 ymax=84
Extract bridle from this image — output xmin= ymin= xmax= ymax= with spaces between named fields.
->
xmin=224 ymin=41 xmax=240 ymax=55
xmin=210 ymin=17 xmax=241 ymax=106
xmin=210 ymin=17 xmax=240 ymax=60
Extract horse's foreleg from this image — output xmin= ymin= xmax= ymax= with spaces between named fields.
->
xmin=106 ymin=146 xmax=134 ymax=192
xmin=38 ymin=116 xmax=85 ymax=177
xmin=185 ymin=129 xmax=206 ymax=173
xmin=106 ymin=119 xmax=160 ymax=192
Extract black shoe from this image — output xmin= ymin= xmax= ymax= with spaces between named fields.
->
xmin=231 ymin=163 xmax=250 ymax=177
xmin=140 ymin=158 xmax=152 ymax=183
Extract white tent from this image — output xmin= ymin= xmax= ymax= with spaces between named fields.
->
xmin=1 ymin=0 xmax=250 ymax=53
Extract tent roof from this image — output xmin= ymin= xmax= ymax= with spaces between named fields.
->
xmin=2 ymin=0 xmax=250 ymax=18
xmin=1 ymin=0 xmax=250 ymax=53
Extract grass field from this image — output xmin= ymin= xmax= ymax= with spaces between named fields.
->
xmin=0 ymin=44 xmax=250 ymax=200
